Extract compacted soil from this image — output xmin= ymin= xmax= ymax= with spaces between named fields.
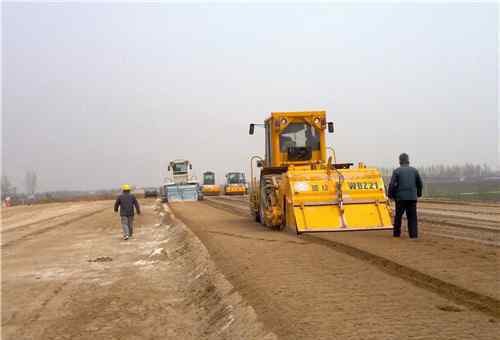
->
xmin=171 ymin=199 xmax=499 ymax=340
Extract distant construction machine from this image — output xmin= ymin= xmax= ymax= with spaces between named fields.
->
xmin=201 ymin=171 xmax=221 ymax=196
xmin=249 ymin=111 xmax=393 ymax=234
xmin=224 ymin=172 xmax=248 ymax=195
xmin=163 ymin=159 xmax=203 ymax=202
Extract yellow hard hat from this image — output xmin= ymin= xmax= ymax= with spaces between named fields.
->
xmin=121 ymin=184 xmax=131 ymax=191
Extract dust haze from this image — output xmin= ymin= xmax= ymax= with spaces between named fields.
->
xmin=2 ymin=3 xmax=498 ymax=192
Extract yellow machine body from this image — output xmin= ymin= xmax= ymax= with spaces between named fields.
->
xmin=202 ymin=185 xmax=221 ymax=196
xmin=202 ymin=171 xmax=221 ymax=196
xmin=225 ymin=184 xmax=247 ymax=195
xmin=249 ymin=111 xmax=393 ymax=234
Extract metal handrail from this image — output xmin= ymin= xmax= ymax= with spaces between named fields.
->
xmin=250 ymin=155 xmax=264 ymax=190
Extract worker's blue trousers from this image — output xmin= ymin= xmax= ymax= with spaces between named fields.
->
xmin=121 ymin=216 xmax=134 ymax=237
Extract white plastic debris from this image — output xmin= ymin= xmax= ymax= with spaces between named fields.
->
xmin=134 ymin=259 xmax=156 ymax=266
xmin=149 ymin=247 xmax=165 ymax=258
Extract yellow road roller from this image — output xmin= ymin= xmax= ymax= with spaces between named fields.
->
xmin=201 ymin=171 xmax=221 ymax=196
xmin=224 ymin=172 xmax=248 ymax=195
xmin=249 ymin=111 xmax=393 ymax=234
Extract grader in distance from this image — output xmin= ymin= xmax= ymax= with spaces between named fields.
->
xmin=249 ymin=111 xmax=393 ymax=234
xmin=162 ymin=159 xmax=203 ymax=202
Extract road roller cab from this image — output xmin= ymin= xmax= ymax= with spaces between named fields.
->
xmin=249 ymin=111 xmax=393 ymax=234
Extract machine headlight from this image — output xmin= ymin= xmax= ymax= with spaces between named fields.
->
xmin=294 ymin=182 xmax=310 ymax=192
xmin=314 ymin=117 xmax=321 ymax=125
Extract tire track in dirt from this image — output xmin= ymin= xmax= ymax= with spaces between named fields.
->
xmin=423 ymin=231 xmax=499 ymax=247
xmin=419 ymin=198 xmax=500 ymax=208
xmin=203 ymin=198 xmax=250 ymax=216
xmin=214 ymin=195 xmax=248 ymax=204
xmin=28 ymin=281 xmax=70 ymax=323
xmin=2 ymin=213 xmax=74 ymax=235
xmin=202 ymin=197 xmax=500 ymax=318
xmin=418 ymin=216 xmax=499 ymax=232
xmin=2 ymin=208 xmax=108 ymax=248
xmin=418 ymin=211 xmax=499 ymax=228
xmin=416 ymin=217 xmax=499 ymax=246
xmin=303 ymin=234 xmax=500 ymax=318
xmin=206 ymin=230 xmax=306 ymax=245
xmin=5 ymin=279 xmax=72 ymax=339
xmin=420 ymin=206 xmax=500 ymax=216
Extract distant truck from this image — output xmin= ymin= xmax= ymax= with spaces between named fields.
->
xmin=144 ymin=187 xmax=158 ymax=198
xmin=162 ymin=160 xmax=203 ymax=202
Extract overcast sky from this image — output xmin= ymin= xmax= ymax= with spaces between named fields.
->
xmin=2 ymin=3 xmax=498 ymax=192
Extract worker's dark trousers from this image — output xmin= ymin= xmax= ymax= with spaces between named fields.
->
xmin=393 ymin=200 xmax=418 ymax=238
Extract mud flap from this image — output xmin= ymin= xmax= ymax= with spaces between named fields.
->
xmin=294 ymin=203 xmax=393 ymax=233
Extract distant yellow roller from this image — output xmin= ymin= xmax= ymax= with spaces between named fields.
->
xmin=248 ymin=111 xmax=393 ymax=234
xmin=201 ymin=171 xmax=221 ymax=196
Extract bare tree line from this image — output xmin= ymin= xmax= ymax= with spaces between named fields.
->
xmin=379 ymin=163 xmax=496 ymax=179
xmin=1 ymin=170 xmax=37 ymax=198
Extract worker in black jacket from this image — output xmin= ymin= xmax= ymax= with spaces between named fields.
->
xmin=388 ymin=153 xmax=423 ymax=239
xmin=114 ymin=184 xmax=141 ymax=240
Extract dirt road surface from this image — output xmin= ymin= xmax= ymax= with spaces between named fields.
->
xmin=3 ymin=197 xmax=498 ymax=339
xmin=171 ymin=198 xmax=499 ymax=340
xmin=2 ymin=200 xmax=274 ymax=340
xmin=205 ymin=196 xmax=499 ymax=301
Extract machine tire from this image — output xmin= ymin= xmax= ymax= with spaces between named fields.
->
xmin=260 ymin=174 xmax=285 ymax=230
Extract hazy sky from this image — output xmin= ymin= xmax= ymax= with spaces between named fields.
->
xmin=3 ymin=3 xmax=498 ymax=192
